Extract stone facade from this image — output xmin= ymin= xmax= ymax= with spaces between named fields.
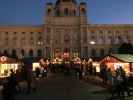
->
xmin=0 ymin=0 xmax=133 ymax=59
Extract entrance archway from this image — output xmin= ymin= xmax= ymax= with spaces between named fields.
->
xmin=37 ymin=49 xmax=42 ymax=57
xmin=12 ymin=49 xmax=17 ymax=58
xmin=63 ymin=48 xmax=70 ymax=60
xmin=29 ymin=49 xmax=34 ymax=57
xmin=3 ymin=50 xmax=8 ymax=56
xmin=54 ymin=48 xmax=61 ymax=58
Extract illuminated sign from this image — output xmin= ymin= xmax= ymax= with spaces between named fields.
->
xmin=0 ymin=56 xmax=7 ymax=62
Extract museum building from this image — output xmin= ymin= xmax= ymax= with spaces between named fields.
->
xmin=0 ymin=0 xmax=133 ymax=59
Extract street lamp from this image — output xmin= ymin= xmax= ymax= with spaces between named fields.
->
xmin=37 ymin=41 xmax=43 ymax=46
xmin=90 ymin=41 xmax=96 ymax=45
xmin=37 ymin=41 xmax=44 ymax=57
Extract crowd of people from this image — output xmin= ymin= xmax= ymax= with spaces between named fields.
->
xmin=0 ymin=59 xmax=132 ymax=100
xmin=1 ymin=63 xmax=36 ymax=100
xmin=100 ymin=64 xmax=131 ymax=98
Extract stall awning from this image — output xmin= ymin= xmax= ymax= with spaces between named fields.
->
xmin=100 ymin=54 xmax=133 ymax=63
xmin=111 ymin=54 xmax=133 ymax=63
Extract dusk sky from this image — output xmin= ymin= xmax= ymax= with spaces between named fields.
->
xmin=0 ymin=0 xmax=133 ymax=25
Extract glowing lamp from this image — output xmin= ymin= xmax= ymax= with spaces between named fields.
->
xmin=90 ymin=41 xmax=96 ymax=45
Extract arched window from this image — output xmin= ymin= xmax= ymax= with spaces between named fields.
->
xmin=47 ymin=9 xmax=52 ymax=16
xmin=118 ymin=36 xmax=122 ymax=43
xmin=21 ymin=49 xmax=25 ymax=56
xmin=83 ymin=47 xmax=88 ymax=58
xmin=12 ymin=49 xmax=17 ymax=58
xmin=98 ymin=37 xmax=104 ymax=44
xmin=46 ymin=47 xmax=51 ymax=59
xmin=107 ymin=36 xmax=112 ymax=44
xmin=73 ymin=9 xmax=76 ymax=16
xmin=64 ymin=48 xmax=70 ymax=53
xmin=37 ymin=49 xmax=42 ymax=57
xmin=56 ymin=9 xmax=60 ymax=16
xmin=64 ymin=34 xmax=70 ymax=43
xmin=123 ymin=35 xmax=128 ymax=43
xmin=29 ymin=49 xmax=34 ymax=57
xmin=64 ymin=8 xmax=69 ymax=16
xmin=108 ymin=48 xmax=112 ymax=54
xmin=3 ymin=50 xmax=8 ymax=56
xmin=100 ymin=49 xmax=104 ymax=57
xmin=91 ymin=49 xmax=96 ymax=57
xmin=81 ymin=8 xmax=86 ymax=16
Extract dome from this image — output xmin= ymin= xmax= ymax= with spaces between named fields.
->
xmin=55 ymin=0 xmax=77 ymax=6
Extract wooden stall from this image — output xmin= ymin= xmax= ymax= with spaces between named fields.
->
xmin=100 ymin=54 xmax=133 ymax=75
xmin=0 ymin=56 xmax=20 ymax=78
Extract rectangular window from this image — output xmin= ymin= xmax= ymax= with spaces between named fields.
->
xmin=46 ymin=47 xmax=51 ymax=58
xmin=83 ymin=47 xmax=88 ymax=58
xmin=46 ymin=35 xmax=51 ymax=44
xmin=83 ymin=33 xmax=87 ymax=43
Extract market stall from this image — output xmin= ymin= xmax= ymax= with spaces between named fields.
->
xmin=73 ymin=57 xmax=81 ymax=64
xmin=0 ymin=56 xmax=20 ymax=78
xmin=72 ymin=57 xmax=81 ymax=69
xmin=100 ymin=54 xmax=133 ymax=75
xmin=32 ymin=59 xmax=50 ymax=71
xmin=52 ymin=58 xmax=63 ymax=64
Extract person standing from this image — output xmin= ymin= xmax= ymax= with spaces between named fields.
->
xmin=35 ymin=67 xmax=40 ymax=78
xmin=2 ymin=70 xmax=17 ymax=100
xmin=2 ymin=81 xmax=15 ymax=100
xmin=121 ymin=70 xmax=130 ymax=96
xmin=100 ymin=64 xmax=108 ymax=84
xmin=44 ymin=67 xmax=48 ymax=78
xmin=107 ymin=68 xmax=113 ymax=85
xmin=40 ymin=66 xmax=44 ymax=78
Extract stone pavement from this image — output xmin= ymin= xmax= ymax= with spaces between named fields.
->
xmin=0 ymin=73 xmax=133 ymax=100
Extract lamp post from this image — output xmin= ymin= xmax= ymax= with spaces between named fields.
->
xmin=89 ymin=41 xmax=96 ymax=45
xmin=89 ymin=41 xmax=96 ymax=58
xmin=37 ymin=41 xmax=44 ymax=57
xmin=37 ymin=41 xmax=43 ymax=46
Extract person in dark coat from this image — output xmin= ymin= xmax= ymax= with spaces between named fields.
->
xmin=9 ymin=69 xmax=18 ymax=94
xmin=2 ymin=81 xmax=14 ymax=100
xmin=2 ymin=70 xmax=17 ymax=100
xmin=121 ymin=71 xmax=130 ymax=96
xmin=35 ymin=67 xmax=40 ymax=78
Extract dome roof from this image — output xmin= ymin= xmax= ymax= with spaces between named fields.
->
xmin=56 ymin=0 xmax=77 ymax=6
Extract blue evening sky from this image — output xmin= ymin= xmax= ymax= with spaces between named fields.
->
xmin=0 ymin=0 xmax=133 ymax=25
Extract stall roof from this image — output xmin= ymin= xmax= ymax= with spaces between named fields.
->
xmin=0 ymin=56 xmax=20 ymax=63
xmin=111 ymin=54 xmax=133 ymax=63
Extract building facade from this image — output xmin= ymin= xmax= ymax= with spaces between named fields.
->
xmin=0 ymin=0 xmax=133 ymax=59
